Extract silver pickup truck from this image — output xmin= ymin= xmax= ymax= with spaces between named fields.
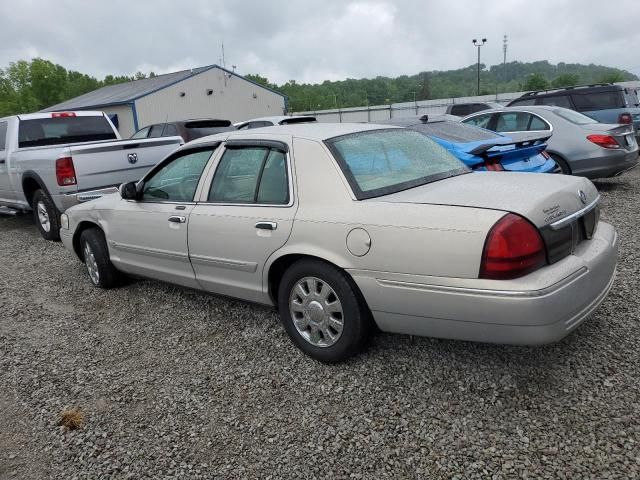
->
xmin=0 ymin=111 xmax=182 ymax=240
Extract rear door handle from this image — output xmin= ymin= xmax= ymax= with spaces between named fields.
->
xmin=168 ymin=215 xmax=186 ymax=223
xmin=255 ymin=221 xmax=277 ymax=231
xmin=0 ymin=159 xmax=5 ymax=164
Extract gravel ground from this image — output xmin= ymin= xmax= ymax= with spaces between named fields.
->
xmin=1 ymin=169 xmax=639 ymax=480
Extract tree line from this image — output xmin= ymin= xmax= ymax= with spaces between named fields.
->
xmin=0 ymin=58 xmax=636 ymax=117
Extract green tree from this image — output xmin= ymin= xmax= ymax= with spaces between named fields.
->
xmin=598 ymin=71 xmax=625 ymax=83
xmin=551 ymin=73 xmax=580 ymax=88
xmin=523 ymin=73 xmax=549 ymax=91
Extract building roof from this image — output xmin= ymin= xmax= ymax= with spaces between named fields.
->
xmin=42 ymin=64 xmax=286 ymax=112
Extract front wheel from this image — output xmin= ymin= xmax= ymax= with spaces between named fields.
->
xmin=278 ymin=259 xmax=372 ymax=363
xmin=32 ymin=189 xmax=61 ymax=241
xmin=79 ymin=228 xmax=123 ymax=288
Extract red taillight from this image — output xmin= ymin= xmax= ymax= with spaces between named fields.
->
xmin=56 ymin=157 xmax=77 ymax=186
xmin=51 ymin=112 xmax=76 ymax=118
xmin=480 ymin=213 xmax=546 ymax=280
xmin=586 ymin=134 xmax=620 ymax=149
xmin=541 ymin=150 xmax=550 ymax=159
xmin=618 ymin=113 xmax=632 ymax=124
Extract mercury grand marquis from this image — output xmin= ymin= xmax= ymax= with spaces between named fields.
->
xmin=60 ymin=123 xmax=618 ymax=362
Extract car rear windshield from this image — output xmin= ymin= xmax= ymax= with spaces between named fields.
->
xmin=410 ymin=121 xmax=499 ymax=142
xmin=571 ymin=91 xmax=624 ymax=111
xmin=18 ymin=116 xmax=117 ymax=148
xmin=326 ymin=129 xmax=468 ymax=200
xmin=553 ymin=108 xmax=598 ymax=125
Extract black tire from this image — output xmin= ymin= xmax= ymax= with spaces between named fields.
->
xmin=32 ymin=189 xmax=61 ymax=241
xmin=550 ymin=154 xmax=571 ymax=175
xmin=79 ymin=228 xmax=122 ymax=289
xmin=278 ymin=259 xmax=372 ymax=363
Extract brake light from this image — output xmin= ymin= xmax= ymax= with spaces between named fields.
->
xmin=51 ymin=112 xmax=76 ymax=118
xmin=480 ymin=213 xmax=546 ymax=280
xmin=587 ymin=134 xmax=620 ymax=149
xmin=541 ymin=150 xmax=550 ymax=159
xmin=56 ymin=157 xmax=77 ymax=186
xmin=618 ymin=113 xmax=632 ymax=124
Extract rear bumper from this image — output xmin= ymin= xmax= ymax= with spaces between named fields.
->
xmin=54 ymin=186 xmax=119 ymax=212
xmin=348 ymin=221 xmax=618 ymax=345
xmin=571 ymin=148 xmax=639 ymax=179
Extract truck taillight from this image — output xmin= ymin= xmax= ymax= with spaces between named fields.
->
xmin=586 ymin=134 xmax=621 ymax=149
xmin=479 ymin=214 xmax=546 ymax=280
xmin=618 ymin=113 xmax=632 ymax=124
xmin=56 ymin=157 xmax=77 ymax=186
xmin=51 ymin=112 xmax=76 ymax=118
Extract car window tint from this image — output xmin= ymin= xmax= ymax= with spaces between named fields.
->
xmin=495 ymin=112 xmax=529 ymax=132
xmin=463 ymin=114 xmax=492 ymax=129
xmin=537 ymin=95 xmax=572 ymax=108
xmin=163 ymin=124 xmax=179 ymax=137
xmin=257 ymin=150 xmax=289 ymax=204
xmin=208 ymin=147 xmax=269 ymax=202
xmin=142 ymin=149 xmax=214 ymax=202
xmin=572 ymin=91 xmax=624 ymax=111
xmin=148 ymin=124 xmax=164 ymax=138
xmin=449 ymin=105 xmax=471 ymax=116
xmin=528 ymin=115 xmax=550 ymax=131
xmin=0 ymin=122 xmax=7 ymax=151
xmin=131 ymin=126 xmax=150 ymax=139
xmin=472 ymin=104 xmax=490 ymax=113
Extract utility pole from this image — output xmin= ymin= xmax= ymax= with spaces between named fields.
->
xmin=472 ymin=38 xmax=487 ymax=95
xmin=503 ymin=35 xmax=508 ymax=90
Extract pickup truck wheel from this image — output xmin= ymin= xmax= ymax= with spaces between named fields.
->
xmin=278 ymin=259 xmax=372 ymax=363
xmin=32 ymin=189 xmax=61 ymax=241
xmin=79 ymin=228 xmax=122 ymax=289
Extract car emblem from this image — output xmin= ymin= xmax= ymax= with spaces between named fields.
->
xmin=578 ymin=190 xmax=587 ymax=205
xmin=127 ymin=153 xmax=138 ymax=164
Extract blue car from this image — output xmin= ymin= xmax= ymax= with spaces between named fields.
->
xmin=383 ymin=115 xmax=557 ymax=173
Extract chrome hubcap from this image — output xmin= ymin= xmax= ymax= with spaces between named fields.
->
xmin=289 ymin=276 xmax=344 ymax=347
xmin=83 ymin=243 xmax=100 ymax=285
xmin=36 ymin=201 xmax=50 ymax=233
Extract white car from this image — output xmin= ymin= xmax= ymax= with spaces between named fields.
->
xmin=60 ymin=124 xmax=617 ymax=362
xmin=234 ymin=115 xmax=316 ymax=130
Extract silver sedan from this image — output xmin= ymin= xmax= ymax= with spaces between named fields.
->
xmin=60 ymin=124 xmax=618 ymax=362
xmin=461 ymin=106 xmax=639 ymax=178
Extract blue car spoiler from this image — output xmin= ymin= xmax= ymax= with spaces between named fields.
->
xmin=467 ymin=133 xmax=552 ymax=156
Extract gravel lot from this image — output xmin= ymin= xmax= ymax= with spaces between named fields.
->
xmin=1 ymin=168 xmax=639 ymax=480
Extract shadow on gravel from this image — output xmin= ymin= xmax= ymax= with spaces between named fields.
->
xmin=592 ymin=180 xmax=629 ymax=192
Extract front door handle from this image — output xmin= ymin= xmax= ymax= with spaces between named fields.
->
xmin=255 ymin=221 xmax=277 ymax=231
xmin=168 ymin=215 xmax=186 ymax=223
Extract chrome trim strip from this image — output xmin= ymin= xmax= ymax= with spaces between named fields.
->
xmin=376 ymin=267 xmax=588 ymax=298
xmin=549 ymin=195 xmax=600 ymax=230
xmin=109 ymin=241 xmax=189 ymax=261
xmin=189 ymin=254 xmax=258 ymax=273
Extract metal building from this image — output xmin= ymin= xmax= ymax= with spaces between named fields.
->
xmin=43 ymin=65 xmax=287 ymax=137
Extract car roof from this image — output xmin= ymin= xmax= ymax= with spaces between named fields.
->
xmin=241 ymin=115 xmax=315 ymax=124
xmin=463 ymin=105 xmax=569 ymax=116
xmin=187 ymin=122 xmax=399 ymax=147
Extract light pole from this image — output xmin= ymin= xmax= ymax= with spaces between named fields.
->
xmin=472 ymin=38 xmax=487 ymax=95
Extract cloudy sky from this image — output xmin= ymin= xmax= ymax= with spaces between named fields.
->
xmin=1 ymin=0 xmax=639 ymax=85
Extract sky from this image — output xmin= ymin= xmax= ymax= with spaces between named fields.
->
xmin=1 ymin=0 xmax=639 ymax=85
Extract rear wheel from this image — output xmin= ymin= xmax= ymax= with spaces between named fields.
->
xmin=32 ymin=189 xmax=61 ymax=241
xmin=278 ymin=259 xmax=372 ymax=363
xmin=550 ymin=154 xmax=571 ymax=175
xmin=79 ymin=228 xmax=122 ymax=288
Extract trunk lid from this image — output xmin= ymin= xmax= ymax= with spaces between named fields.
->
xmin=367 ymin=171 xmax=598 ymax=229
xmin=68 ymin=137 xmax=182 ymax=190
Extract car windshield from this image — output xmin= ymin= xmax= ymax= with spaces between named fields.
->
xmin=326 ymin=129 xmax=469 ymax=200
xmin=553 ymin=108 xmax=599 ymax=125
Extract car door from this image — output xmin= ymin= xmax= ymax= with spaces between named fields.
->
xmin=188 ymin=140 xmax=296 ymax=303
xmin=107 ymin=146 xmax=218 ymax=288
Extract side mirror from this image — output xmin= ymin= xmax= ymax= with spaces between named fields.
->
xmin=119 ymin=181 xmax=139 ymax=200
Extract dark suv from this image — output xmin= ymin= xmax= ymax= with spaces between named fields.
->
xmin=131 ymin=119 xmax=235 ymax=143
xmin=445 ymin=102 xmax=502 ymax=117
xmin=508 ymin=84 xmax=640 ymax=140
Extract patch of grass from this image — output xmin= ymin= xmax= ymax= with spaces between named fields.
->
xmin=58 ymin=407 xmax=85 ymax=431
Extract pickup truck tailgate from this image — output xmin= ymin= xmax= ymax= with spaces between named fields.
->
xmin=69 ymin=137 xmax=182 ymax=191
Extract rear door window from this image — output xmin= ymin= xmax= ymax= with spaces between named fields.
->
xmin=495 ymin=112 xmax=530 ymax=132
xmin=537 ymin=95 xmax=573 ymax=109
xmin=449 ymin=105 xmax=471 ymax=117
xmin=572 ymin=91 xmax=624 ymax=111
xmin=462 ymin=113 xmax=493 ymax=129
xmin=162 ymin=124 xmax=179 ymax=137
xmin=528 ymin=115 xmax=550 ymax=131
xmin=148 ymin=124 xmax=164 ymax=138
xmin=131 ymin=126 xmax=150 ymax=139
xmin=0 ymin=122 xmax=7 ymax=151
xmin=471 ymin=104 xmax=491 ymax=113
